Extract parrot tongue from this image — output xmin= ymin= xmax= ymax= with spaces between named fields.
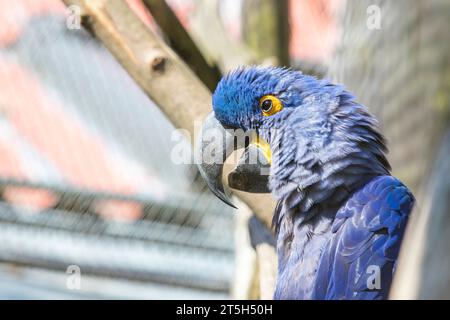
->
xmin=195 ymin=112 xmax=271 ymax=208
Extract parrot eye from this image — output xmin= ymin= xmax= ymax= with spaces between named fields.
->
xmin=259 ymin=95 xmax=283 ymax=116
xmin=261 ymin=99 xmax=272 ymax=112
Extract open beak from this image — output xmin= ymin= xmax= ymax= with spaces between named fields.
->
xmin=196 ymin=112 xmax=271 ymax=208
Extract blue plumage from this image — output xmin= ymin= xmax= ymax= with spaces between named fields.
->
xmin=311 ymin=176 xmax=413 ymax=299
xmin=211 ymin=66 xmax=414 ymax=299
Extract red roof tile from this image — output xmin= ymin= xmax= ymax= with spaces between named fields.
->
xmin=289 ymin=0 xmax=341 ymax=63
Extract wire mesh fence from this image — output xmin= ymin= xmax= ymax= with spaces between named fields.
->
xmin=326 ymin=0 xmax=450 ymax=196
xmin=0 ymin=11 xmax=235 ymax=298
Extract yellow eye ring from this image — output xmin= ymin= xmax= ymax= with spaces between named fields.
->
xmin=259 ymin=95 xmax=283 ymax=116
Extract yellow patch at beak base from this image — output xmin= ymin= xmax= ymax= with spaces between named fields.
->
xmin=251 ymin=134 xmax=272 ymax=165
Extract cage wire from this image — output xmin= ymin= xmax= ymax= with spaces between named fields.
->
xmin=0 ymin=13 xmax=235 ymax=299
xmin=326 ymin=0 xmax=450 ymax=196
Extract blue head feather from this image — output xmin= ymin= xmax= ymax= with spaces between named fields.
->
xmin=212 ymin=66 xmax=302 ymax=129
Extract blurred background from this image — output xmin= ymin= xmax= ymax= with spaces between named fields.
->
xmin=0 ymin=0 xmax=448 ymax=299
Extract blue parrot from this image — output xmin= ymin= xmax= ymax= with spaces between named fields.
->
xmin=196 ymin=66 xmax=414 ymax=300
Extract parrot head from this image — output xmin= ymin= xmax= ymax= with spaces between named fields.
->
xmin=196 ymin=66 xmax=390 ymax=208
xmin=212 ymin=66 xmax=294 ymax=130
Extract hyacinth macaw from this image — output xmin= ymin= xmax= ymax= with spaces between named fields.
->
xmin=196 ymin=66 xmax=414 ymax=300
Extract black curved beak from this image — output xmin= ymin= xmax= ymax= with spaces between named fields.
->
xmin=196 ymin=112 xmax=271 ymax=208
xmin=196 ymin=112 xmax=239 ymax=208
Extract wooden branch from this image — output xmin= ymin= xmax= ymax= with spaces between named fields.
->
xmin=189 ymin=0 xmax=257 ymax=72
xmin=274 ymin=0 xmax=290 ymax=66
xmin=246 ymin=214 xmax=277 ymax=299
xmin=391 ymin=130 xmax=450 ymax=299
xmin=63 ymin=0 xmax=210 ymax=136
xmin=256 ymin=243 xmax=278 ymax=299
xmin=242 ymin=0 xmax=290 ymax=66
xmin=141 ymin=0 xmax=221 ymax=91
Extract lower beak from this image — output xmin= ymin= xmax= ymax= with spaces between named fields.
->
xmin=228 ymin=143 xmax=271 ymax=193
xmin=196 ymin=112 xmax=271 ymax=208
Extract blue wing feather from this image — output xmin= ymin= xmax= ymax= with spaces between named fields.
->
xmin=313 ymin=175 xmax=414 ymax=299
